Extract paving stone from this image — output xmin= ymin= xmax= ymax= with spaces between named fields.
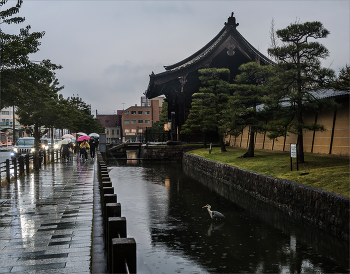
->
xmin=0 ymin=158 xmax=106 ymax=274
xmin=11 ymin=262 xmax=66 ymax=272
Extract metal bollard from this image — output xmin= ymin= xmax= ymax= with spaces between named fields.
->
xmin=43 ymin=150 xmax=47 ymax=165
xmin=19 ymin=156 xmax=24 ymax=176
xmin=111 ymin=238 xmax=136 ymax=274
xmin=6 ymin=159 xmax=10 ymax=182
xmin=25 ymin=154 xmax=30 ymax=174
xmin=12 ymin=158 xmax=17 ymax=179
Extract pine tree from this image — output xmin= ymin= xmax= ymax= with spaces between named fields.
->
xmin=268 ymin=21 xmax=335 ymax=163
xmin=180 ymin=92 xmax=216 ymax=147
xmin=229 ymin=62 xmax=274 ymax=157
xmin=182 ymin=68 xmax=230 ymax=152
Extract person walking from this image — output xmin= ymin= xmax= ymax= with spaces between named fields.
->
xmin=79 ymin=139 xmax=90 ymax=161
xmin=60 ymin=143 xmax=69 ymax=162
xmin=88 ymin=136 xmax=97 ymax=159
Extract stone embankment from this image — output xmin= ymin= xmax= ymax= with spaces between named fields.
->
xmin=183 ymin=153 xmax=349 ymax=240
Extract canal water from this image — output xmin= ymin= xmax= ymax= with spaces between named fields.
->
xmin=109 ymin=161 xmax=349 ymax=274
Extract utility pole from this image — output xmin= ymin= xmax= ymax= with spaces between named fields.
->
xmin=122 ymin=103 xmax=125 ymax=110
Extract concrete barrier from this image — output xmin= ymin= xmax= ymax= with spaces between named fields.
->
xmin=96 ymin=151 xmax=137 ymax=273
xmin=107 ymin=217 xmax=127 ymax=271
xmin=112 ymin=238 xmax=136 ymax=274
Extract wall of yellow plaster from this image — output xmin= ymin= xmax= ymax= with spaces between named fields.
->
xmin=226 ymin=100 xmax=349 ymax=156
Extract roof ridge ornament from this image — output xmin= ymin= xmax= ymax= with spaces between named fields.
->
xmin=225 ymin=12 xmax=239 ymax=28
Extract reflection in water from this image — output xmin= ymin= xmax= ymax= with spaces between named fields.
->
xmin=207 ymin=222 xmax=225 ymax=237
xmin=109 ymin=161 xmax=349 ymax=274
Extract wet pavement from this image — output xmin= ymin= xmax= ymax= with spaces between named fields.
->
xmin=0 ymin=157 xmax=107 ymax=274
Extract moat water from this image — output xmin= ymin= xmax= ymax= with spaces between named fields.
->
xmin=108 ymin=161 xmax=349 ymax=274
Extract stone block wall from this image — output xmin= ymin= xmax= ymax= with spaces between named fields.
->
xmin=183 ymin=153 xmax=349 ymax=240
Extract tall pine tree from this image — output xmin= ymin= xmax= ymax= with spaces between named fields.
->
xmin=229 ymin=62 xmax=274 ymax=157
xmin=268 ymin=21 xmax=334 ymax=163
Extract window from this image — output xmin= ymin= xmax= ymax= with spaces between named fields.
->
xmin=131 ymin=129 xmax=136 ymax=133
xmin=131 ymin=120 xmax=136 ymax=124
xmin=131 ymin=111 xmax=136 ymax=114
xmin=117 ymin=130 xmax=119 ymax=135
xmin=1 ymin=111 xmax=10 ymax=115
xmin=125 ymin=129 xmax=130 ymax=133
xmin=112 ymin=130 xmax=114 ymax=135
xmin=124 ymin=111 xmax=129 ymax=114
xmin=145 ymin=111 xmax=150 ymax=115
xmin=124 ymin=120 xmax=129 ymax=124
xmin=138 ymin=129 xmax=143 ymax=133
xmin=138 ymin=120 xmax=143 ymax=123
xmin=107 ymin=130 xmax=109 ymax=135
xmin=105 ymin=120 xmax=110 ymax=123
xmin=138 ymin=111 xmax=143 ymax=114
xmin=145 ymin=120 xmax=151 ymax=124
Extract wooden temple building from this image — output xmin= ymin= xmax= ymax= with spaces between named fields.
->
xmin=146 ymin=13 xmax=274 ymax=141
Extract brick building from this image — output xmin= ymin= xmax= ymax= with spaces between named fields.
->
xmin=122 ymin=97 xmax=164 ymax=142
xmin=96 ymin=111 xmax=122 ymax=144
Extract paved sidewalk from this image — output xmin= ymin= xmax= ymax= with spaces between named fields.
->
xmin=0 ymin=157 xmax=107 ymax=274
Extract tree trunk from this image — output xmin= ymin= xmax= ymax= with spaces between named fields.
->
xmin=220 ymin=134 xmax=227 ymax=152
xmin=34 ymin=123 xmax=40 ymax=171
xmin=296 ymin=50 xmax=305 ymax=163
xmin=297 ymin=95 xmax=305 ymax=163
xmin=246 ymin=130 xmax=255 ymax=157
xmin=297 ymin=131 xmax=304 ymax=163
xmin=202 ymin=132 xmax=207 ymax=148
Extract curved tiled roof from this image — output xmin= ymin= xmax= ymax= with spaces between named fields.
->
xmin=153 ymin=18 xmax=274 ymax=79
xmin=147 ymin=14 xmax=275 ymax=98
xmin=163 ymin=26 xmax=228 ymax=71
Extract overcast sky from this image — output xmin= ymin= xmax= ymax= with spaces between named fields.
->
xmin=3 ymin=1 xmax=349 ymax=114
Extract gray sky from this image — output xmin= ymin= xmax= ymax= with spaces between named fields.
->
xmin=3 ymin=1 xmax=349 ymax=114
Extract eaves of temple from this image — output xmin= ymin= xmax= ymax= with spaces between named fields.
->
xmin=145 ymin=13 xmax=274 ymax=139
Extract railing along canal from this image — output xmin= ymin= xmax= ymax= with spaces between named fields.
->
xmin=0 ymin=149 xmax=62 ymax=184
xmin=97 ymin=151 xmax=137 ymax=274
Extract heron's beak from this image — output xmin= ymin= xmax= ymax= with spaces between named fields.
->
xmin=202 ymin=206 xmax=206 ymax=208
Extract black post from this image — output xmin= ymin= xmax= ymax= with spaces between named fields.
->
xmin=12 ymin=158 xmax=17 ymax=179
xmin=6 ymin=159 xmax=10 ymax=182
xmin=19 ymin=156 xmax=24 ymax=176
xmin=43 ymin=150 xmax=47 ymax=165
xmin=51 ymin=148 xmax=54 ymax=163
xmin=25 ymin=154 xmax=30 ymax=174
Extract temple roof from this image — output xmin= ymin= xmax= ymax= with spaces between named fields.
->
xmin=147 ymin=13 xmax=274 ymax=99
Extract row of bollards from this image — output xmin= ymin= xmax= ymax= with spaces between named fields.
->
xmin=97 ymin=152 xmax=137 ymax=274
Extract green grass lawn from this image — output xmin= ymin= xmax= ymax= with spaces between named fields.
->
xmin=188 ymin=147 xmax=350 ymax=197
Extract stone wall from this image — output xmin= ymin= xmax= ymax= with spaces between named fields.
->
xmin=183 ymin=153 xmax=349 ymax=240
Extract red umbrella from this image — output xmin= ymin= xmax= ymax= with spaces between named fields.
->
xmin=77 ymin=135 xmax=90 ymax=142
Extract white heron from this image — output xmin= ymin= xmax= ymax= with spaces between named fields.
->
xmin=202 ymin=204 xmax=225 ymax=220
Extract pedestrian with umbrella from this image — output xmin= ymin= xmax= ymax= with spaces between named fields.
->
xmin=79 ymin=138 xmax=90 ymax=161
xmin=60 ymin=138 xmax=71 ymax=162
xmin=88 ymin=136 xmax=97 ymax=159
